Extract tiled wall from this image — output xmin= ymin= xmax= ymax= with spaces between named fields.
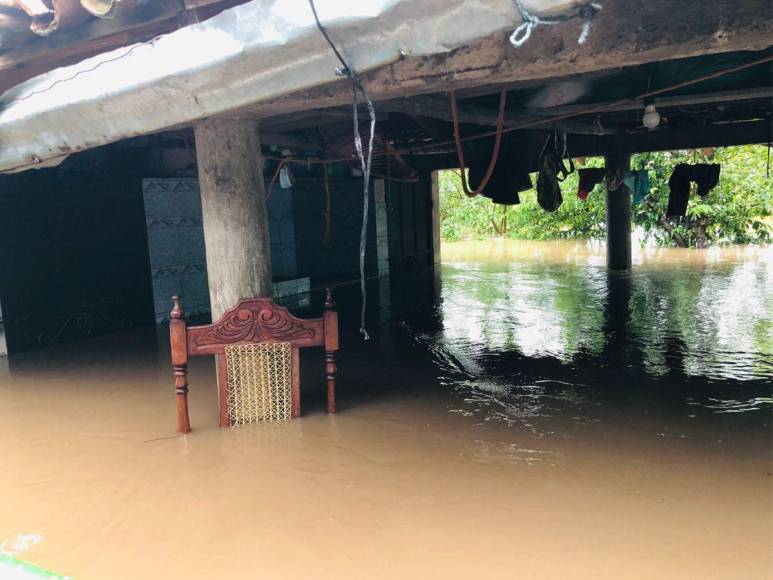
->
xmin=142 ymin=179 xmax=209 ymax=322
xmin=266 ymin=187 xmax=298 ymax=279
xmin=375 ymin=180 xmax=390 ymax=276
xmin=142 ymin=178 xmax=304 ymax=322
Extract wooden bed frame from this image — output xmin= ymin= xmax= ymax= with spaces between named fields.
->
xmin=169 ymin=289 xmax=339 ymax=433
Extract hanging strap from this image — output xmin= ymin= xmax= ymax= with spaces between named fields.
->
xmin=451 ymin=89 xmax=508 ymax=198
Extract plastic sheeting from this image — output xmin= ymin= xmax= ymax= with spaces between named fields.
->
xmin=0 ymin=0 xmax=584 ymax=173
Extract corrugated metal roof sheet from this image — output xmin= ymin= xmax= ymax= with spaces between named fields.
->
xmin=0 ymin=0 xmax=597 ymax=173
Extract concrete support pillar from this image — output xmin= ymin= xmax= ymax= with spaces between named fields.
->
xmin=194 ymin=118 xmax=272 ymax=319
xmin=604 ymin=151 xmax=632 ymax=271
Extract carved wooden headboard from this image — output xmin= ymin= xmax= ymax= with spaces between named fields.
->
xmin=169 ymin=290 xmax=339 ymax=433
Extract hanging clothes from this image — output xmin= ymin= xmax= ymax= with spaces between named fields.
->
xmin=536 ymin=137 xmax=574 ymax=212
xmin=468 ymin=156 xmax=532 ymax=206
xmin=666 ymin=163 xmax=721 ymax=217
xmin=577 ymin=167 xmax=605 ymax=200
xmin=623 ymin=170 xmax=650 ymax=206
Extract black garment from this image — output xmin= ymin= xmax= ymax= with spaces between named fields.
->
xmin=577 ymin=168 xmax=606 ymax=200
xmin=469 ymin=157 xmax=532 ymax=205
xmin=536 ymin=143 xmax=574 ymax=212
xmin=666 ymin=163 xmax=721 ymax=217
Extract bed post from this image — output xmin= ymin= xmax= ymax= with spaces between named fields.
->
xmin=170 ymin=296 xmax=191 ymax=433
xmin=323 ymin=288 xmax=339 ymax=414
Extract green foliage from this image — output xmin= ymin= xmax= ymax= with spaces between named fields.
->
xmin=439 ymin=145 xmax=773 ymax=247
xmin=635 ymin=147 xmax=772 ymax=246
xmin=439 ymin=171 xmax=503 ymax=241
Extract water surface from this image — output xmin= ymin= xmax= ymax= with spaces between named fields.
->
xmin=0 ymin=240 xmax=770 ymax=579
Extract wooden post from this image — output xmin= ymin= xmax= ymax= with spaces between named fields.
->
xmin=194 ymin=118 xmax=272 ymax=320
xmin=605 ymin=150 xmax=632 ymax=271
xmin=169 ymin=296 xmax=190 ymax=434
xmin=431 ymin=171 xmax=441 ymax=266
xmin=323 ymin=288 xmax=339 ymax=414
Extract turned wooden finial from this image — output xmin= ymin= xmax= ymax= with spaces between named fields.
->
xmin=324 ymin=288 xmax=335 ymax=309
xmin=171 ymin=295 xmax=184 ymax=319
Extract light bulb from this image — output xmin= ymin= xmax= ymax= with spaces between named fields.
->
xmin=642 ymin=104 xmax=661 ymax=130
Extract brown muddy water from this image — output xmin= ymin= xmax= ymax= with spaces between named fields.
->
xmin=1 ymin=240 xmax=771 ymax=579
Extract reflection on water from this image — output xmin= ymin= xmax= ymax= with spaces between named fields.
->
xmin=423 ymin=240 xmax=772 ymax=431
xmin=440 ymin=240 xmax=772 ymax=380
xmin=0 ymin=239 xmax=771 ymax=579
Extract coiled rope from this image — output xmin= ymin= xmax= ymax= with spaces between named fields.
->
xmin=510 ymin=0 xmax=602 ymax=48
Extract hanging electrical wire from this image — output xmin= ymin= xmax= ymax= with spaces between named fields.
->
xmin=308 ymin=0 xmax=376 ymax=340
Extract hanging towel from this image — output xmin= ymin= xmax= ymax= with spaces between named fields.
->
xmin=623 ymin=170 xmax=650 ymax=206
xmin=634 ymin=171 xmax=650 ymax=206
xmin=469 ymin=158 xmax=532 ymax=206
xmin=667 ymin=163 xmax=720 ymax=217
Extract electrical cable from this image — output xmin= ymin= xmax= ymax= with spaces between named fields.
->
xmin=308 ymin=0 xmax=376 ymax=340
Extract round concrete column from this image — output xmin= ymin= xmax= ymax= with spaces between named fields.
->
xmin=194 ymin=118 xmax=272 ymax=319
xmin=604 ymin=152 xmax=632 ymax=271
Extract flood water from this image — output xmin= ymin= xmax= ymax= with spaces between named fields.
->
xmin=1 ymin=240 xmax=771 ymax=579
